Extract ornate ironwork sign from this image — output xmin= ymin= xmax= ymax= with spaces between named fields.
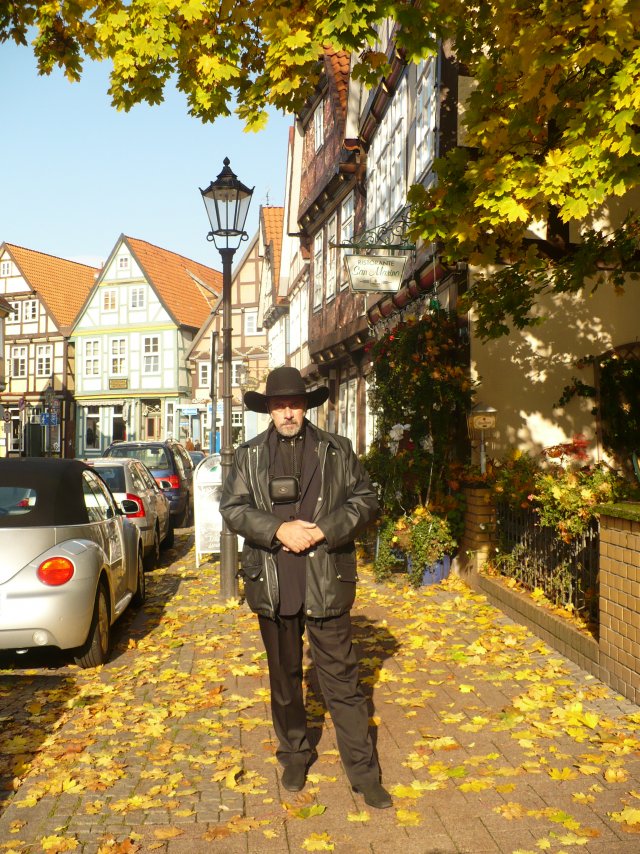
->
xmin=332 ymin=208 xmax=414 ymax=293
xmin=333 ymin=208 xmax=415 ymax=252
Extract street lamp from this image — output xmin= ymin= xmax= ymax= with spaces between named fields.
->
xmin=200 ymin=158 xmax=254 ymax=599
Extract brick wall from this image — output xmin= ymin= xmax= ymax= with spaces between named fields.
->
xmin=462 ymin=496 xmax=640 ymax=706
xmin=455 ymin=487 xmax=496 ymax=576
xmin=599 ymin=511 xmax=640 ymax=704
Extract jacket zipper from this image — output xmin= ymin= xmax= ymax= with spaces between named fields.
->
xmin=249 ymin=445 xmax=277 ymax=615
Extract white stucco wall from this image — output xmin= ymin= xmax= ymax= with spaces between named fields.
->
xmin=470 ymin=272 xmax=640 ymax=463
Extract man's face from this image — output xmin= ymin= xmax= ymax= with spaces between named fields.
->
xmin=268 ymin=396 xmax=307 ymax=438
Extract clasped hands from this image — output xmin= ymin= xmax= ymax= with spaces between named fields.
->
xmin=276 ymin=519 xmax=325 ymax=553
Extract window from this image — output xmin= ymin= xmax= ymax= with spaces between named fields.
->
xmin=231 ymin=361 xmax=244 ymax=386
xmin=7 ymin=301 xmax=20 ymax=324
xmin=314 ymin=98 xmax=325 ymax=150
xmin=83 ymin=472 xmax=113 ymax=522
xmin=102 ymin=289 xmax=117 ymax=312
xmin=118 ymin=256 xmax=129 ymax=270
xmin=11 ymin=346 xmax=27 ymax=378
xmin=290 ymin=290 xmax=301 ymax=352
xmin=232 ymin=411 xmax=244 ymax=427
xmin=36 ymin=344 xmax=52 ymax=378
xmin=143 ymin=335 xmax=159 ymax=374
xmin=244 ymin=309 xmax=258 ymax=335
xmin=85 ymin=407 xmax=100 ymax=449
xmin=368 ymin=74 xmax=408 ymax=228
xmin=313 ymin=230 xmax=324 ymax=309
xmin=416 ymin=57 xmax=437 ymax=178
xmin=166 ymin=401 xmax=175 ymax=438
xmin=23 ymin=300 xmax=37 ymax=321
xmin=0 ymin=260 xmax=11 ymax=276
xmin=84 ymin=339 xmax=101 ymax=376
xmin=326 ymin=214 xmax=338 ymax=300
xmin=130 ymin=287 xmax=145 ymax=309
xmin=340 ymin=193 xmax=355 ymax=289
xmin=110 ymin=338 xmax=127 ymax=375
xmin=198 ymin=361 xmax=210 ymax=388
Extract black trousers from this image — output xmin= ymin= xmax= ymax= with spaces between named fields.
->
xmin=258 ymin=610 xmax=380 ymax=787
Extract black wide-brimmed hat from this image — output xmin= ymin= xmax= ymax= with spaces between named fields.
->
xmin=244 ymin=366 xmax=329 ymax=414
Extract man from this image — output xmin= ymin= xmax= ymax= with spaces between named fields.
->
xmin=220 ymin=366 xmax=391 ymax=809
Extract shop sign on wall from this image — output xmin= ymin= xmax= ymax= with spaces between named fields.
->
xmin=345 ymin=254 xmax=408 ymax=293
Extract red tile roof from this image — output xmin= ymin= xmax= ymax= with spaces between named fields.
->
xmin=4 ymin=243 xmax=99 ymax=329
xmin=325 ymin=48 xmax=350 ymax=117
xmin=261 ymin=206 xmax=284 ymax=288
xmin=125 ymin=236 xmax=221 ymax=329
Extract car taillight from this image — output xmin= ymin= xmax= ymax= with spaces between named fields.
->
xmin=157 ymin=475 xmax=179 ymax=490
xmin=37 ymin=557 xmax=75 ymax=586
xmin=124 ymin=493 xmax=146 ymax=518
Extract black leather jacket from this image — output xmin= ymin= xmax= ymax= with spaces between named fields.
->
xmin=219 ymin=421 xmax=379 ymax=620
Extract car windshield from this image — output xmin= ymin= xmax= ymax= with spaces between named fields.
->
xmin=93 ymin=466 xmax=127 ymax=493
xmin=109 ymin=446 xmax=170 ymax=469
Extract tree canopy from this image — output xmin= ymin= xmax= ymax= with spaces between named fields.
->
xmin=3 ymin=1 xmax=640 ymax=337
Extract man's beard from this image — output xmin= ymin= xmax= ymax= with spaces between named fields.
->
xmin=276 ymin=422 xmax=304 ymax=439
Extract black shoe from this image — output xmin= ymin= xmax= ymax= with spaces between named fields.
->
xmin=353 ymin=781 xmax=393 ymax=809
xmin=281 ymin=764 xmax=307 ymax=792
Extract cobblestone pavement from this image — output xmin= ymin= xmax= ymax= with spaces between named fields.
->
xmin=1 ymin=531 xmax=640 ymax=854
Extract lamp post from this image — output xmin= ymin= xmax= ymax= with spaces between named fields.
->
xmin=200 ymin=158 xmax=254 ymax=599
xmin=467 ymin=404 xmax=498 ymax=475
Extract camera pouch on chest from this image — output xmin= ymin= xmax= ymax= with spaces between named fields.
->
xmin=269 ymin=475 xmax=300 ymax=504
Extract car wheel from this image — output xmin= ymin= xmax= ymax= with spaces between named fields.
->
xmin=73 ymin=582 xmax=110 ymax=668
xmin=145 ymin=525 xmax=160 ymax=570
xmin=162 ymin=520 xmax=175 ymax=549
xmin=132 ymin=549 xmax=146 ymax=607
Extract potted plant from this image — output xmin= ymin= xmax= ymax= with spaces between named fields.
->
xmin=406 ymin=507 xmax=457 ymax=587
xmin=374 ymin=507 xmax=456 ymax=588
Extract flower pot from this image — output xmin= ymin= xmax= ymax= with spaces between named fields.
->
xmin=421 ymin=554 xmax=451 ymax=586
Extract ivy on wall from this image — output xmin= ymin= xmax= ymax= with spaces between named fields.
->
xmin=363 ymin=309 xmax=474 ymax=524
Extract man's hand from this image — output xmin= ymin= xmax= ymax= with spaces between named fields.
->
xmin=276 ymin=520 xmax=325 ymax=553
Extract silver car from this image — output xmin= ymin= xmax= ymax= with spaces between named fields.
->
xmin=0 ymin=458 xmax=145 ymax=668
xmin=88 ymin=457 xmax=172 ymax=567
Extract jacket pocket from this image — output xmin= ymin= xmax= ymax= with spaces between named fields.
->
xmin=332 ymin=546 xmax=358 ymax=583
xmin=240 ymin=543 xmax=263 ymax=580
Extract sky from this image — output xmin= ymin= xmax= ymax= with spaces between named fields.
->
xmin=0 ymin=40 xmax=292 ymax=271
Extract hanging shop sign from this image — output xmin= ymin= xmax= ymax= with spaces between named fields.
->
xmin=345 ymin=254 xmax=408 ymax=293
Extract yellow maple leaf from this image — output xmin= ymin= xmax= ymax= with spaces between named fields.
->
xmin=609 ymin=806 xmax=640 ymax=825
xmin=572 ymin=792 xmax=595 ymax=804
xmin=347 ymin=811 xmax=370 ymax=822
xmin=41 ymin=836 xmax=79 ymax=852
xmin=604 ymin=767 xmax=629 ymax=783
xmin=548 ymin=767 xmax=578 ymax=781
xmin=153 ymin=828 xmax=183 ymax=840
xmin=301 ymin=832 xmax=335 ymax=851
xmin=395 ymin=809 xmax=422 ymax=826
xmin=459 ymin=779 xmax=494 ymax=792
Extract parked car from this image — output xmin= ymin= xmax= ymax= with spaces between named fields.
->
xmin=87 ymin=457 xmax=173 ymax=565
xmin=188 ymin=450 xmax=206 ymax=468
xmin=104 ymin=440 xmax=194 ymax=528
xmin=0 ymin=458 xmax=145 ymax=668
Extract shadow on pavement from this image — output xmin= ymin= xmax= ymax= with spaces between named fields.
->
xmin=0 ymin=671 xmax=81 ymax=810
xmin=108 ymin=530 xmax=195 ymax=662
xmin=302 ymin=616 xmax=399 ymax=758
